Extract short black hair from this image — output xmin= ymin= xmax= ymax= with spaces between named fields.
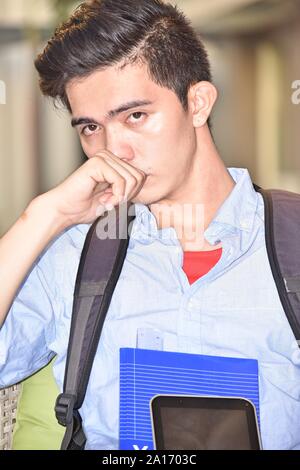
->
xmin=35 ymin=0 xmax=212 ymax=117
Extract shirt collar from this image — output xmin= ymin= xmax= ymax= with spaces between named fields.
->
xmin=132 ymin=168 xmax=259 ymax=244
xmin=204 ymin=168 xmax=259 ymax=244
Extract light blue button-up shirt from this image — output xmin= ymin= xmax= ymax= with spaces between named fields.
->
xmin=1 ymin=168 xmax=300 ymax=450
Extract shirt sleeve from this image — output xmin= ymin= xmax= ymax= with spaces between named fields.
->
xmin=0 ymin=255 xmax=58 ymax=388
xmin=0 ymin=223 xmax=90 ymax=389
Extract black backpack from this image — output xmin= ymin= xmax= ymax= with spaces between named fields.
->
xmin=55 ymin=185 xmax=300 ymax=450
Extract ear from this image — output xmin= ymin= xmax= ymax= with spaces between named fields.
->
xmin=188 ymin=81 xmax=218 ymax=128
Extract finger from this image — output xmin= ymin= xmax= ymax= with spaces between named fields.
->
xmin=95 ymin=153 xmax=146 ymax=201
xmin=95 ymin=150 xmax=147 ymax=187
xmin=90 ymin=157 xmax=126 ymax=205
xmin=99 ymin=158 xmax=137 ymax=201
xmin=98 ymin=149 xmax=146 ymax=177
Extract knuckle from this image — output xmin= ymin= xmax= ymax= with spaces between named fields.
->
xmin=91 ymin=155 xmax=105 ymax=167
xmin=131 ymin=169 xmax=142 ymax=180
xmin=117 ymin=175 xmax=125 ymax=186
xmin=127 ymin=175 xmax=138 ymax=187
xmin=94 ymin=150 xmax=105 ymax=159
xmin=135 ymin=168 xmax=146 ymax=179
xmin=116 ymin=174 xmax=126 ymax=186
xmin=138 ymin=172 xmax=146 ymax=182
xmin=86 ymin=158 xmax=100 ymax=174
xmin=95 ymin=149 xmax=108 ymax=157
xmin=94 ymin=152 xmax=110 ymax=164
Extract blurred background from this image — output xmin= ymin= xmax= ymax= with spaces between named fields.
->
xmin=0 ymin=0 xmax=300 ymax=235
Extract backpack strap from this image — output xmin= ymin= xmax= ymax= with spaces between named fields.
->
xmin=254 ymin=184 xmax=300 ymax=343
xmin=55 ymin=203 xmax=135 ymax=450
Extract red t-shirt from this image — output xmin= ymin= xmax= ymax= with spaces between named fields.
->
xmin=183 ymin=248 xmax=222 ymax=284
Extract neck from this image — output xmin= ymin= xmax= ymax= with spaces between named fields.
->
xmin=149 ymin=128 xmax=235 ymax=251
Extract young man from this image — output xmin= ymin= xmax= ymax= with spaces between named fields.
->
xmin=0 ymin=0 xmax=299 ymax=450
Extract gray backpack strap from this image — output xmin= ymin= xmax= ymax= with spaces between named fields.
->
xmin=255 ymin=185 xmax=300 ymax=343
xmin=55 ymin=203 xmax=135 ymax=450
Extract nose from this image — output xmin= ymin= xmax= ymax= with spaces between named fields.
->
xmin=105 ymin=126 xmax=135 ymax=163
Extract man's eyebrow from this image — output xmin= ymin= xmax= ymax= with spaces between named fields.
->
xmin=71 ymin=117 xmax=99 ymax=128
xmin=107 ymin=99 xmax=153 ymax=119
xmin=71 ymin=100 xmax=153 ymax=128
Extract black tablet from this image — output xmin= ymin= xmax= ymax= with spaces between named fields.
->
xmin=150 ymin=395 xmax=262 ymax=450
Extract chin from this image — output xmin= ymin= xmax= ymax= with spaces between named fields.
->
xmin=131 ymin=188 xmax=156 ymax=206
xmin=131 ymin=193 xmax=165 ymax=207
xmin=131 ymin=177 xmax=170 ymax=206
xmin=131 ymin=194 xmax=154 ymax=205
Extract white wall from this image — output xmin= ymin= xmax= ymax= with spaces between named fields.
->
xmin=0 ymin=42 xmax=38 ymax=232
xmin=0 ymin=40 xmax=81 ymax=235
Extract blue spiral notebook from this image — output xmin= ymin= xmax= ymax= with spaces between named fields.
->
xmin=119 ymin=348 xmax=260 ymax=450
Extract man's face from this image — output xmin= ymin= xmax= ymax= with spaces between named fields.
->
xmin=67 ymin=62 xmax=198 ymax=205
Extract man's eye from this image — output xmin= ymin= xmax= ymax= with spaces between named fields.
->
xmin=127 ymin=112 xmax=146 ymax=123
xmin=82 ymin=124 xmax=100 ymax=136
